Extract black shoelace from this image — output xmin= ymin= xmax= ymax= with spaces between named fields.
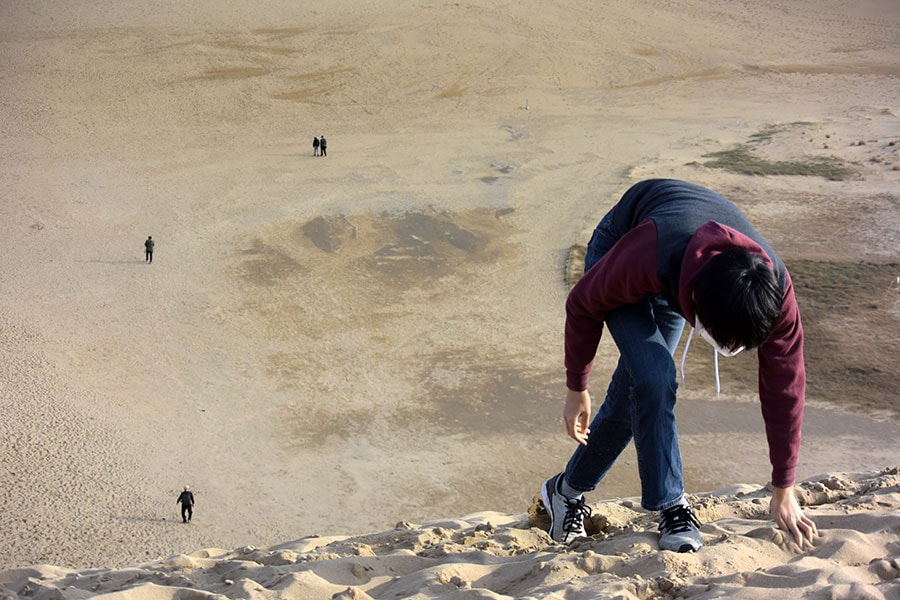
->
xmin=658 ymin=504 xmax=700 ymax=534
xmin=563 ymin=495 xmax=592 ymax=533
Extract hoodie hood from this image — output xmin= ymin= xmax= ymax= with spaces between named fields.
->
xmin=677 ymin=221 xmax=776 ymax=326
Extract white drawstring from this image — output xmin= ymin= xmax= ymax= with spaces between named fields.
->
xmin=713 ymin=346 xmax=721 ymax=397
xmin=680 ymin=326 xmax=722 ymax=398
xmin=680 ymin=327 xmax=694 ymax=381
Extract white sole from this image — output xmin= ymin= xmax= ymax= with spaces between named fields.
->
xmin=540 ymin=477 xmax=558 ymax=539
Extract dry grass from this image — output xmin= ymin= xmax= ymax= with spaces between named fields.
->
xmin=700 ymin=145 xmax=854 ymax=180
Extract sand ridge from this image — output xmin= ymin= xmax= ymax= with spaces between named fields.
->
xmin=2 ymin=469 xmax=898 ymax=599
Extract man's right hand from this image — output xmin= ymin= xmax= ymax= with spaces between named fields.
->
xmin=564 ymin=388 xmax=592 ymax=445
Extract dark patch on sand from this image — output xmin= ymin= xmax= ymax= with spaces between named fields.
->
xmin=500 ymin=125 xmax=527 ymax=141
xmin=302 ymin=215 xmax=357 ymax=253
xmin=241 ymin=208 xmax=513 ymax=292
xmin=280 ymin=356 xmax=561 ymax=448
xmin=479 ymin=163 xmax=516 ymax=184
xmin=418 ymin=354 xmax=561 ymax=435
xmin=701 ymin=145 xmax=854 ymax=180
xmin=240 ymin=239 xmax=306 ymax=286
xmin=300 ymin=207 xmax=514 ymax=289
xmin=240 ymin=207 xmax=521 ymax=403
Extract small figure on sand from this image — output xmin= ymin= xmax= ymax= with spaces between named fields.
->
xmin=177 ymin=485 xmax=194 ymax=523
xmin=319 ymin=135 xmax=327 ymax=157
xmin=313 ymin=136 xmax=320 ymax=157
xmin=144 ymin=236 xmax=154 ymax=264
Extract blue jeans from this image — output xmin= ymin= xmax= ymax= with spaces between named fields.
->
xmin=564 ymin=209 xmax=686 ymax=511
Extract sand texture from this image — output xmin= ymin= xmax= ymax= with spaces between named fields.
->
xmin=1 ymin=470 xmax=899 ymax=599
xmin=1 ymin=0 xmax=899 ymax=597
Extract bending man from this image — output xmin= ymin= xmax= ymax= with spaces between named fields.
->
xmin=541 ymin=179 xmax=818 ymax=552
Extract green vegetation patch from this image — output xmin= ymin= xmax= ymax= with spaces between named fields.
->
xmin=701 ymin=146 xmax=854 ymax=180
xmin=746 ymin=121 xmax=814 ymax=143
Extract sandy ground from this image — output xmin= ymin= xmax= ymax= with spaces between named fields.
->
xmin=1 ymin=0 xmax=899 ymax=594
xmin=2 ymin=469 xmax=899 ymax=599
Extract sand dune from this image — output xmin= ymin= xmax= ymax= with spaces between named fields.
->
xmin=1 ymin=0 xmax=899 ymax=595
xmin=1 ymin=469 xmax=898 ymax=598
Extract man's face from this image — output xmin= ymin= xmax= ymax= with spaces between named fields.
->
xmin=695 ymin=317 xmax=745 ymax=357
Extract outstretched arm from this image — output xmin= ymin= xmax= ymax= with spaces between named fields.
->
xmin=757 ymin=272 xmax=806 ymax=488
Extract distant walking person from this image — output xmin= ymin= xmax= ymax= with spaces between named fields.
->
xmin=313 ymin=136 xmax=320 ymax=156
xmin=319 ymin=135 xmax=327 ymax=157
xmin=177 ymin=486 xmax=194 ymax=523
xmin=144 ymin=236 xmax=154 ymax=264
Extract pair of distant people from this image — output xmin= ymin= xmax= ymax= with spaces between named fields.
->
xmin=312 ymin=135 xmax=328 ymax=157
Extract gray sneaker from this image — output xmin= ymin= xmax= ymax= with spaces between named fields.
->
xmin=658 ymin=502 xmax=703 ymax=552
xmin=541 ymin=473 xmax=591 ymax=543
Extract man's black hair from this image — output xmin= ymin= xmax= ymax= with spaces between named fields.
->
xmin=693 ymin=248 xmax=782 ymax=350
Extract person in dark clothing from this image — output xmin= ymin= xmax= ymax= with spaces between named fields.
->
xmin=144 ymin=236 xmax=154 ymax=263
xmin=540 ymin=179 xmax=817 ymax=553
xmin=313 ymin=136 xmax=320 ymax=156
xmin=319 ymin=135 xmax=327 ymax=157
xmin=177 ymin=485 xmax=194 ymax=523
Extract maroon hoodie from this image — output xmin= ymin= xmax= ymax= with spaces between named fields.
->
xmin=565 ymin=179 xmax=805 ymax=488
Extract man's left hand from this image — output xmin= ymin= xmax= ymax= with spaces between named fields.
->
xmin=770 ymin=485 xmax=818 ymax=548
